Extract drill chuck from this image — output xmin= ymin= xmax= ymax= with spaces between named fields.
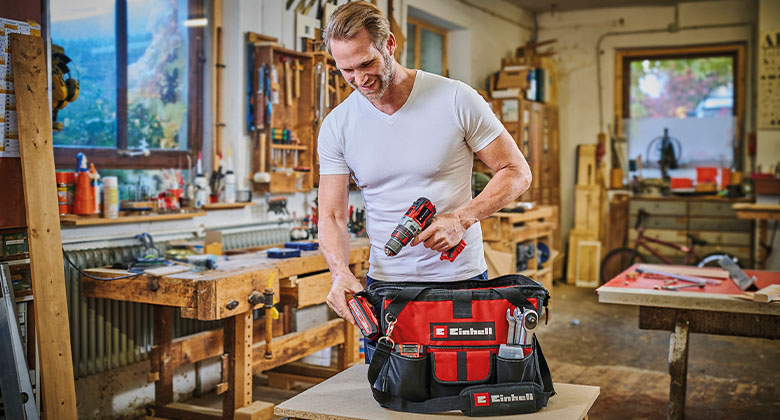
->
xmin=384 ymin=215 xmax=423 ymax=256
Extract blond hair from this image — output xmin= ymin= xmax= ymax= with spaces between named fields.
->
xmin=323 ymin=2 xmax=390 ymax=54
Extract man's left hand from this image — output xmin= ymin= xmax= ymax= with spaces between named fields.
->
xmin=410 ymin=213 xmax=466 ymax=252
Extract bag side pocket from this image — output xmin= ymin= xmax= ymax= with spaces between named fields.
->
xmin=496 ymin=350 xmax=538 ymax=384
xmin=374 ymin=351 xmax=431 ymax=402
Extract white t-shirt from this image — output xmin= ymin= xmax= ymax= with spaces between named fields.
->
xmin=318 ymin=70 xmax=504 ymax=282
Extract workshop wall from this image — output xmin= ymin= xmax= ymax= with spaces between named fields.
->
xmin=757 ymin=0 xmax=780 ymax=171
xmin=220 ymin=0 xmax=530 ymax=202
xmin=536 ymin=0 xmax=758 ymax=239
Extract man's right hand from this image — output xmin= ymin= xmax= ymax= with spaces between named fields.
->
xmin=326 ymin=274 xmax=363 ymax=325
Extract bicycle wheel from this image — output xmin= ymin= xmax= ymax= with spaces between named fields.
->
xmin=600 ymin=247 xmax=647 ymax=284
xmin=697 ymin=252 xmax=740 ymax=268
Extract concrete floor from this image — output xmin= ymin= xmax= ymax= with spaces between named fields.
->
xmin=187 ymin=281 xmax=780 ymax=420
xmin=538 ymin=283 xmax=780 ymax=420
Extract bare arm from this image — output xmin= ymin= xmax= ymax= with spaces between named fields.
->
xmin=318 ymin=174 xmax=361 ymax=324
xmin=412 ymin=129 xmax=531 ymax=251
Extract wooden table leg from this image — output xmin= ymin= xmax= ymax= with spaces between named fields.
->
xmin=668 ymin=319 xmax=690 ymax=420
xmin=152 ymin=306 xmax=174 ymax=407
xmin=223 ymin=310 xmax=254 ymax=419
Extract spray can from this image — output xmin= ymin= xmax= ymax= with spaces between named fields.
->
xmin=102 ymin=176 xmax=119 ymax=219
xmin=223 ymin=150 xmax=236 ymax=203
xmin=56 ymin=172 xmax=76 ymax=215
xmin=74 ymin=153 xmax=95 ymax=215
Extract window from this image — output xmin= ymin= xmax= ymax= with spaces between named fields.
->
xmin=406 ymin=17 xmax=447 ymax=76
xmin=50 ymin=0 xmax=206 ymax=169
xmin=616 ymin=44 xmax=745 ymax=180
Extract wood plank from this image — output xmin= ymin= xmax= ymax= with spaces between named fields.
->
xmin=269 ymin=362 xmax=340 ymax=379
xmin=59 ymin=211 xmax=206 ymax=225
xmin=638 ymin=307 xmax=780 ymax=339
xmin=235 ymin=400 xmax=274 ymax=420
xmin=754 ymin=284 xmax=780 ymax=303
xmin=157 ymin=403 xmax=221 ymax=420
xmin=597 ymin=286 xmax=780 ymax=316
xmin=253 ymin=319 xmax=346 ymax=372
xmin=81 ymin=272 xmax=197 ymax=307
xmin=201 ymin=202 xmax=255 ymax=210
xmin=11 ymin=33 xmax=78 ymax=419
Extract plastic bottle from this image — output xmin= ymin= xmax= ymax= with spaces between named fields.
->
xmin=89 ymin=163 xmax=101 ymax=214
xmin=102 ymin=176 xmax=119 ymax=219
xmin=194 ymin=151 xmax=209 ymax=208
xmin=73 ymin=153 xmax=95 ymax=215
xmin=223 ymin=150 xmax=236 ymax=203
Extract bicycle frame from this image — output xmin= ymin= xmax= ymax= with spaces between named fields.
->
xmin=633 ymin=227 xmax=701 ymax=265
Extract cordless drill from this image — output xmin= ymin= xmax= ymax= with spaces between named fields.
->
xmin=384 ymin=197 xmax=466 ymax=262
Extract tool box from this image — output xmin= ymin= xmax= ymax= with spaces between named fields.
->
xmin=283 ymin=241 xmax=319 ymax=251
xmin=267 ymin=247 xmax=301 ymax=258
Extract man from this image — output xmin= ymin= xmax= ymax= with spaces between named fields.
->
xmin=318 ymin=2 xmax=531 ymax=325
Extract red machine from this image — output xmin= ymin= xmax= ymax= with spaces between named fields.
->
xmin=384 ymin=197 xmax=466 ymax=262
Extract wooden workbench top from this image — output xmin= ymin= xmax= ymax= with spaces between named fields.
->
xmin=82 ymin=239 xmax=370 ymax=320
xmin=597 ymin=264 xmax=780 ymax=316
xmin=275 ymin=364 xmax=600 ymax=420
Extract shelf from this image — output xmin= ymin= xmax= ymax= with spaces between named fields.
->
xmin=201 ymin=202 xmax=255 ymax=210
xmin=270 ymin=144 xmax=308 ymax=151
xmin=60 ymin=211 xmax=206 ymax=226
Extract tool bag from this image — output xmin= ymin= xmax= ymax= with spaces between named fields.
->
xmin=359 ymin=274 xmax=555 ymax=416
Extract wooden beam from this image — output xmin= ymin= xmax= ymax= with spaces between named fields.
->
xmin=152 ymin=306 xmax=174 ymax=405
xmin=253 ymin=319 xmax=346 ymax=372
xmin=224 ymin=312 xmax=253 ymax=415
xmin=156 ymin=403 xmax=222 ymax=420
xmin=10 ymin=33 xmax=78 ymax=419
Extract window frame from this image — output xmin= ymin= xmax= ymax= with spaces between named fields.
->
xmin=614 ymin=43 xmax=746 ymax=153
xmin=406 ymin=17 xmax=448 ymax=77
xmin=51 ymin=0 xmax=206 ymax=170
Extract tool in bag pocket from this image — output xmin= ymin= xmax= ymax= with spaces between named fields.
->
xmin=359 ymin=274 xmax=555 ymax=416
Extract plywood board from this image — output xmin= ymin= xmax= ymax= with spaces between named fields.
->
xmin=11 ymin=33 xmax=78 ymax=418
xmin=275 ymin=364 xmax=599 ymax=420
xmin=575 ymin=240 xmax=601 ymax=288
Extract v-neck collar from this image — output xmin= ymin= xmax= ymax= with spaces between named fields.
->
xmin=361 ymin=70 xmax=422 ymax=124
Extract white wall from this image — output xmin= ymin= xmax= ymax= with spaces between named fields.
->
xmin=536 ymin=0 xmax=757 ymax=239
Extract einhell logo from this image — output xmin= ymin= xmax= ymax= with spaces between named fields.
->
xmin=430 ymin=322 xmax=495 ymax=341
xmin=473 ymin=392 xmax=535 ymax=407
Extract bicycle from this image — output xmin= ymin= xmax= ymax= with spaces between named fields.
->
xmin=600 ymin=208 xmax=739 ymax=283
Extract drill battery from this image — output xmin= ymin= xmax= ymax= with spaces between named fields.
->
xmin=347 ymin=295 xmax=380 ymax=341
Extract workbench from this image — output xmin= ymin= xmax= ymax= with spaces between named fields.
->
xmin=597 ymin=264 xmax=780 ymax=420
xmin=274 ymin=364 xmax=600 ymax=420
xmin=83 ymin=239 xmax=370 ymax=420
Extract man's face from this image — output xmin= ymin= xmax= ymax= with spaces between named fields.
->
xmin=330 ymin=28 xmax=395 ymax=101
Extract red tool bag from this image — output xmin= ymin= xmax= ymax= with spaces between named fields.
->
xmin=358 ymin=274 xmax=554 ymax=416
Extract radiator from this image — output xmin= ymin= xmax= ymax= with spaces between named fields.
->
xmin=64 ymin=226 xmax=289 ymax=378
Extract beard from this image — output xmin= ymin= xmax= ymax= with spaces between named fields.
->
xmin=347 ymin=49 xmax=396 ymax=101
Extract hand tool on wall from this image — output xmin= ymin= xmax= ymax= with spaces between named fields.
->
xmin=333 ymin=69 xmax=341 ymax=103
xmin=293 ymin=59 xmax=303 ymax=98
xmin=718 ymin=256 xmax=757 ymax=291
xmin=281 ymin=56 xmax=293 ymax=106
xmin=384 ymin=197 xmax=467 ymax=262
xmin=247 ymin=45 xmax=256 ymax=132
xmin=256 ymin=64 xmax=267 ymax=130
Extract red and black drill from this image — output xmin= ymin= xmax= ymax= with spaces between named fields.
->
xmin=384 ymin=197 xmax=466 ymax=262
